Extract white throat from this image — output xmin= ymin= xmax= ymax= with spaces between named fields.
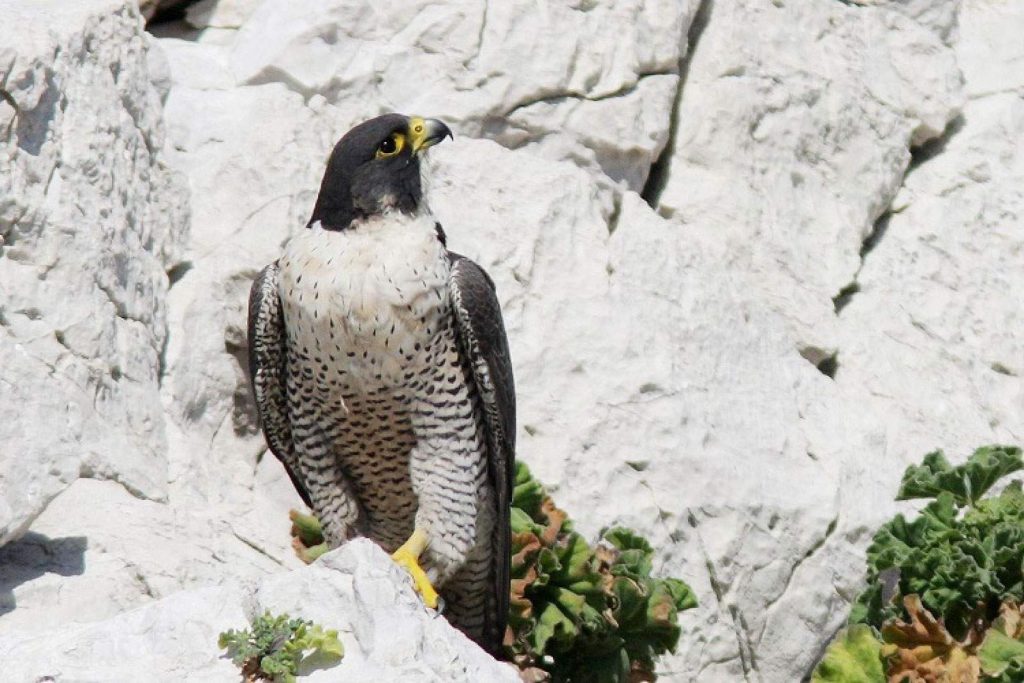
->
xmin=279 ymin=211 xmax=450 ymax=388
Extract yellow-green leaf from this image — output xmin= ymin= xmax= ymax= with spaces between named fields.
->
xmin=811 ymin=625 xmax=885 ymax=683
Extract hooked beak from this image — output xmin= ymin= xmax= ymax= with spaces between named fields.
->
xmin=409 ymin=117 xmax=453 ymax=154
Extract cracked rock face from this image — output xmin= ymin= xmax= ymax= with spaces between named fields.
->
xmin=652 ymin=0 xmax=963 ymax=354
xmin=0 ymin=0 xmax=188 ymax=546
xmin=1 ymin=0 xmax=1022 ymax=681
xmin=224 ymin=0 xmax=699 ymax=192
xmin=0 ymin=540 xmax=519 ymax=682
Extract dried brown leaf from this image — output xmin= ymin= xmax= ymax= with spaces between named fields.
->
xmin=882 ymin=595 xmax=980 ymax=683
xmin=994 ymin=601 xmax=1024 ymax=639
xmin=883 ymin=596 xmax=955 ymax=650
xmin=512 ymin=532 xmax=543 ymax=568
xmin=539 ymin=498 xmax=566 ymax=545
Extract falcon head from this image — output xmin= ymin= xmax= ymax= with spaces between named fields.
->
xmin=309 ymin=113 xmax=453 ymax=230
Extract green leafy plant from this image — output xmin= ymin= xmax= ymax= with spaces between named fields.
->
xmin=218 ymin=611 xmax=343 ymax=682
xmin=811 ymin=444 xmax=1024 ymax=682
xmin=898 ymin=447 xmax=1022 ymax=507
xmin=506 ymin=462 xmax=697 ymax=682
xmin=852 ymin=445 xmax=1024 ymax=639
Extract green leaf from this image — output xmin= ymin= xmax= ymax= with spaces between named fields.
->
xmin=217 ymin=629 xmax=242 ymax=651
xmin=513 ymin=462 xmax=546 ymax=518
xmin=603 ymin=528 xmax=653 ymax=580
xmin=552 ymin=586 xmax=587 ymax=618
xmin=300 ymin=624 xmax=344 ymax=660
xmin=897 ymin=445 xmax=1023 ymax=506
xmin=965 ymin=480 xmax=1024 ymax=527
xmin=259 ymin=652 xmax=294 ymax=677
xmin=299 ymin=542 xmax=329 ymax=564
xmin=643 ymin=582 xmax=683 ymax=651
xmin=533 ymin=602 xmax=579 ymax=654
xmin=612 ymin=576 xmax=647 ymax=630
xmin=603 ymin=527 xmax=654 ymax=555
xmin=536 ymin=547 xmax=562 ymax=582
xmin=662 ymin=577 xmax=699 ymax=612
xmin=575 ymin=598 xmax=611 ymax=637
xmin=811 ymin=625 xmax=885 ymax=683
xmin=551 ymin=533 xmax=597 ymax=584
xmin=510 ymin=507 xmax=542 ymax=536
xmin=289 ymin=509 xmax=325 ymax=546
xmin=980 ymin=629 xmax=1024 ymax=677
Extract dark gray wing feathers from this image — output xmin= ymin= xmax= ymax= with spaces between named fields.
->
xmin=247 ymin=262 xmax=311 ymax=507
xmin=448 ymin=251 xmax=516 ymax=652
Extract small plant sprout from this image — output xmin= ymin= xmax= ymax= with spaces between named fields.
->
xmin=218 ymin=610 xmax=343 ymax=682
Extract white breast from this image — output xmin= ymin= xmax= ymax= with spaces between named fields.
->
xmin=278 ymin=213 xmax=450 ymax=388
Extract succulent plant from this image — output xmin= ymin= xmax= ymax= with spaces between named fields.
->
xmin=506 ymin=462 xmax=697 ymax=682
xmin=812 ymin=444 xmax=1024 ymax=682
xmin=852 ymin=446 xmax=1024 ymax=640
xmin=218 ymin=610 xmax=343 ymax=682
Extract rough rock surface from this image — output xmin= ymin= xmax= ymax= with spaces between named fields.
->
xmin=1 ymin=0 xmax=1022 ymax=681
xmin=653 ymin=0 xmax=962 ymax=352
xmin=0 ymin=540 xmax=518 ymax=682
xmin=0 ymin=473 xmax=300 ymax=635
xmin=0 ymin=0 xmax=188 ymax=545
xmin=225 ymin=0 xmax=699 ymax=192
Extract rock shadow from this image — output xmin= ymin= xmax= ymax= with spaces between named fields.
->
xmin=0 ymin=532 xmax=87 ymax=617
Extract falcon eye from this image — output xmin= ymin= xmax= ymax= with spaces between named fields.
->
xmin=375 ymin=133 xmax=405 ymax=159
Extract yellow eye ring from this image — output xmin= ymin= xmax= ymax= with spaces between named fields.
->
xmin=376 ymin=133 xmax=405 ymax=159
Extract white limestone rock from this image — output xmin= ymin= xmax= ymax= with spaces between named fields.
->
xmin=258 ymin=542 xmax=520 ymax=682
xmin=505 ymin=73 xmax=680 ymax=191
xmin=157 ymin=74 xmax=333 ymax=510
xmin=653 ymin=0 xmax=962 ymax=356
xmin=0 ymin=0 xmax=188 ymax=546
xmin=147 ymin=4 xmax=989 ymax=677
xmin=640 ymin=0 xmax=1021 ymax=678
xmin=0 ymin=540 xmax=518 ymax=682
xmin=956 ymin=0 xmax=1024 ymax=99
xmin=224 ymin=0 xmax=699 ymax=192
xmin=0 ymin=584 xmax=245 ymax=682
xmin=846 ymin=0 xmax=961 ymax=42
xmin=0 ymin=475 xmax=300 ymax=637
xmin=834 ymin=1 xmax=1024 ymax=478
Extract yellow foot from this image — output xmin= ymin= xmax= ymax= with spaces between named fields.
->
xmin=391 ymin=528 xmax=439 ymax=609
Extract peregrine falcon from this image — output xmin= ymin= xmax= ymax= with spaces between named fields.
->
xmin=247 ymin=114 xmax=515 ymax=654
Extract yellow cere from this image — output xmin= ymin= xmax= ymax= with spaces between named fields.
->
xmin=409 ymin=116 xmax=428 ymax=150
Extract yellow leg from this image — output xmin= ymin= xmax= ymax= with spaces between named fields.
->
xmin=391 ymin=528 xmax=439 ymax=609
